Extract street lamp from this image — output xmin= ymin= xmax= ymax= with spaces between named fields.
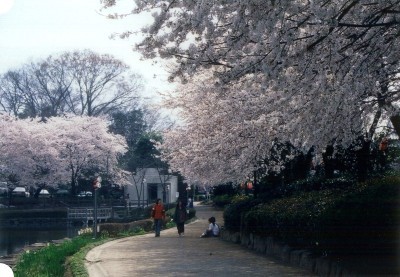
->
xmin=141 ymin=178 xmax=146 ymax=208
xmin=166 ymin=184 xmax=170 ymax=208
xmin=93 ymin=176 xmax=101 ymax=239
xmin=186 ymin=184 xmax=191 ymax=207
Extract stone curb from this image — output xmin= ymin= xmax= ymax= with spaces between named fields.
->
xmin=219 ymin=229 xmax=357 ymax=276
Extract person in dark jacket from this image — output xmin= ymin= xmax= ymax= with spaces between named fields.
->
xmin=173 ymin=200 xmax=187 ymax=237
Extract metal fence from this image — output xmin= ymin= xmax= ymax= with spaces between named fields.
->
xmin=67 ymin=207 xmax=112 ymax=220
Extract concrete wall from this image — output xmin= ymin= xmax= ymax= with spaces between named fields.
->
xmin=219 ymin=229 xmax=358 ymax=276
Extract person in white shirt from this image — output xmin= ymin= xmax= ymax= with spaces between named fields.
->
xmin=200 ymin=216 xmax=220 ymax=237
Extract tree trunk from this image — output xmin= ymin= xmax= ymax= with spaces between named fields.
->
xmin=390 ymin=115 xmax=400 ymax=138
xmin=71 ymin=172 xmax=78 ymax=195
xmin=368 ymin=109 xmax=382 ymax=138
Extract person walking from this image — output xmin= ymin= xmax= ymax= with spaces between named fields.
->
xmin=173 ymin=200 xmax=187 ymax=237
xmin=151 ymin=198 xmax=165 ymax=237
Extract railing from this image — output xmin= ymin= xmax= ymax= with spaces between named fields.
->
xmin=67 ymin=207 xmax=112 ymax=221
xmin=127 ymin=199 xmax=149 ymax=207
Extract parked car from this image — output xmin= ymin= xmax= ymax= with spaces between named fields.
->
xmin=77 ymin=191 xmax=92 ymax=197
xmin=38 ymin=189 xmax=51 ymax=198
xmin=55 ymin=189 xmax=69 ymax=197
xmin=0 ymin=182 xmax=8 ymax=196
xmin=12 ymin=187 xmax=30 ymax=197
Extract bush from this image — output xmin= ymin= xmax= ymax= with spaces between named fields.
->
xmin=231 ymin=194 xmax=252 ymax=204
xmin=111 ymin=206 xmax=153 ymax=223
xmin=244 ymin=190 xmax=338 ymax=247
xmin=289 ymin=176 xmax=356 ymax=192
xmin=317 ymin=176 xmax=400 ymax=254
xmin=99 ymin=219 xmax=153 ymax=237
xmin=224 ymin=196 xmax=262 ymax=232
xmin=228 ymin=176 xmax=400 ymax=255
xmin=213 ymin=194 xmax=232 ymax=207
xmin=194 ymin=194 xmax=206 ymax=201
xmin=213 ymin=183 xmax=236 ymax=196
xmin=187 ymin=207 xmax=196 ymax=219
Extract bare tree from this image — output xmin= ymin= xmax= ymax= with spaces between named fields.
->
xmin=131 ymin=169 xmax=147 ymax=207
xmin=69 ymin=50 xmax=143 ymax=116
xmin=142 ymin=105 xmax=175 ymax=132
xmin=0 ymin=49 xmax=144 ymax=118
xmin=0 ymin=70 xmax=29 ymax=116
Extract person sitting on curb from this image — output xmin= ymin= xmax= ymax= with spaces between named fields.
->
xmin=200 ymin=216 xmax=220 ymax=238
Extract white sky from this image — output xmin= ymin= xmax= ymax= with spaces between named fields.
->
xmin=0 ymin=0 xmax=173 ymax=101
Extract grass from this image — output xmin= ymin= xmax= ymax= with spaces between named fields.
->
xmin=13 ymin=235 xmax=98 ymax=277
xmin=12 ymin=206 xmax=185 ymax=276
xmin=64 ymin=236 xmax=114 ymax=277
xmin=12 ymin=226 xmax=147 ymax=277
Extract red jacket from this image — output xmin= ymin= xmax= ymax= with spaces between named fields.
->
xmin=151 ymin=203 xmax=165 ymax=219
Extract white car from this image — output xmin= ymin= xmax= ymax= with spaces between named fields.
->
xmin=39 ymin=189 xmax=51 ymax=198
xmin=77 ymin=191 xmax=92 ymax=197
xmin=12 ymin=187 xmax=30 ymax=197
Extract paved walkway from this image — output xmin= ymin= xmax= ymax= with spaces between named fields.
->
xmin=85 ymin=203 xmax=312 ymax=276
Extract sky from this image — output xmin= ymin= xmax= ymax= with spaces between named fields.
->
xmin=0 ymin=0 xmax=172 ymax=101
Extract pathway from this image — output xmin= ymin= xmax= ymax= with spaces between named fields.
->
xmin=85 ymin=203 xmax=313 ymax=276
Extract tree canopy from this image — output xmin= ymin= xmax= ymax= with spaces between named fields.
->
xmin=0 ymin=49 xmax=143 ymax=118
xmin=0 ymin=115 xmax=127 ymax=192
xmin=102 ymin=1 xmax=400 ymax=183
xmin=109 ymin=109 xmax=167 ymax=172
xmin=0 ymin=48 xmax=175 ymax=191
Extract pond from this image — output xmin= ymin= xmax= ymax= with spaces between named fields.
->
xmin=0 ymin=226 xmax=81 ymax=257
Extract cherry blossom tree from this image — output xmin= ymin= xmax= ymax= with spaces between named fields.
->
xmin=102 ymin=1 xmax=400 ymax=183
xmin=0 ymin=115 xmax=57 ymax=185
xmin=0 ymin=114 xmax=127 ymax=193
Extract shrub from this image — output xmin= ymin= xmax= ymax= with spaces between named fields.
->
xmin=223 ymin=197 xmax=262 ymax=231
xmin=213 ymin=194 xmax=232 ymax=207
xmin=99 ymin=219 xmax=153 ymax=237
xmin=239 ymin=176 xmax=400 ymax=255
xmin=187 ymin=207 xmax=196 ymax=219
xmin=165 ymin=218 xmax=176 ymax=229
xmin=317 ymin=176 xmax=400 ymax=254
xmin=213 ymin=183 xmax=236 ymax=196
xmin=244 ymin=190 xmax=338 ymax=248
xmin=283 ymin=176 xmax=356 ymax=196
xmin=231 ymin=194 xmax=251 ymax=204
xmin=111 ymin=206 xmax=153 ymax=223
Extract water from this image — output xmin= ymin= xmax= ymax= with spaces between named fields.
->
xmin=0 ymin=227 xmax=80 ymax=256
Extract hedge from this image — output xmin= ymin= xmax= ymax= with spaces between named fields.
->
xmin=226 ymin=176 xmax=400 ymax=255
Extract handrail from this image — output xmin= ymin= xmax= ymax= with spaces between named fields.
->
xmin=67 ymin=207 xmax=112 ymax=220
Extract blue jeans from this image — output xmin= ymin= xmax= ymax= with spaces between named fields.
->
xmin=154 ymin=219 xmax=162 ymax=236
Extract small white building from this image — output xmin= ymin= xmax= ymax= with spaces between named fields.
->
xmin=124 ymin=168 xmax=178 ymax=206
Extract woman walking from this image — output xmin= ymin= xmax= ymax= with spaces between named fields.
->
xmin=151 ymin=198 xmax=165 ymax=237
xmin=173 ymin=200 xmax=187 ymax=237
